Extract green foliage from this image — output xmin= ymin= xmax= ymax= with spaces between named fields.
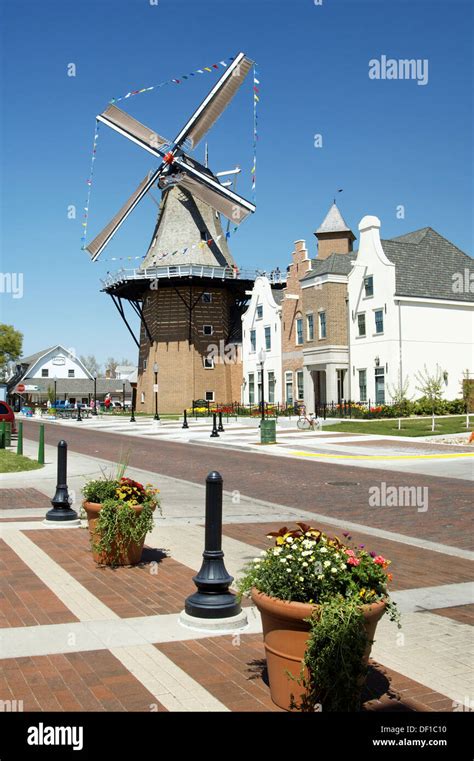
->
xmin=0 ymin=324 xmax=23 ymax=380
xmin=295 ymin=597 xmax=368 ymax=712
xmin=238 ymin=525 xmax=400 ymax=712
xmin=92 ymin=498 xmax=155 ymax=567
xmin=83 ymin=478 xmax=120 ymax=504
xmin=414 ymin=364 xmax=445 ymax=408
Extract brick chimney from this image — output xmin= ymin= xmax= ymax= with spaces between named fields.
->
xmin=314 ymin=202 xmax=355 ymax=260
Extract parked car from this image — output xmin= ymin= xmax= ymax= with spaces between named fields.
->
xmin=0 ymin=400 xmax=17 ymax=433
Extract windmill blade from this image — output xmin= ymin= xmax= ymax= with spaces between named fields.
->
xmin=97 ymin=104 xmax=170 ymax=158
xmin=173 ymin=52 xmax=253 ymax=150
xmin=173 ymin=158 xmax=255 ymax=224
xmin=86 ymin=168 xmax=162 ymax=260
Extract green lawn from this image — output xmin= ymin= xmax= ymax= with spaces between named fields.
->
xmin=322 ymin=415 xmax=473 ymax=438
xmin=0 ymin=450 xmax=44 ymax=473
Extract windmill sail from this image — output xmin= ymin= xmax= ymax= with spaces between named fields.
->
xmin=173 ymin=53 xmax=254 ymax=150
xmin=174 ymin=158 xmax=255 ymax=223
xmin=97 ymin=104 xmax=170 ymax=157
xmin=86 ymin=169 xmax=162 ymax=260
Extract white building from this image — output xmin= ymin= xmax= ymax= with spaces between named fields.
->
xmin=347 ymin=217 xmax=474 ymax=404
xmin=8 ymin=345 xmax=132 ymax=406
xmin=241 ymin=276 xmax=283 ymax=405
xmin=115 ymin=365 xmax=136 ymax=380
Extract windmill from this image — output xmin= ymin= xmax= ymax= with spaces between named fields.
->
xmin=86 ymin=52 xmax=255 ymax=261
xmin=85 ymin=52 xmax=275 ymax=414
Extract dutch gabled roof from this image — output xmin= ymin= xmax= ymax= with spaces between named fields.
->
xmin=315 ymin=202 xmax=354 ymax=236
xmin=141 ymin=157 xmax=235 ymax=269
xmin=381 ymin=227 xmax=473 ymax=302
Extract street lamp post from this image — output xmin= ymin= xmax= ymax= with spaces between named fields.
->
xmin=130 ymin=386 xmax=136 ymax=423
xmin=153 ymin=362 xmax=160 ymax=421
xmin=258 ymin=348 xmax=266 ymax=422
xmin=92 ymin=376 xmax=98 ymax=415
xmin=53 ymin=376 xmax=57 ymax=407
xmin=122 ymin=382 xmax=126 ymax=410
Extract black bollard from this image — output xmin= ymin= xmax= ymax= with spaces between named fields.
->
xmin=45 ymin=441 xmax=78 ymax=522
xmin=210 ymin=412 xmax=219 ymax=437
xmin=217 ymin=411 xmax=224 ymax=432
xmin=182 ymin=409 xmax=189 ymax=429
xmin=184 ymin=472 xmax=240 ymax=618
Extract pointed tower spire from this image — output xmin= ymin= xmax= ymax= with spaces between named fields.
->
xmin=314 ymin=202 xmax=355 ymax=260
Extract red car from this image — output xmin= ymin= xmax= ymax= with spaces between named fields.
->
xmin=0 ymin=400 xmax=16 ymax=434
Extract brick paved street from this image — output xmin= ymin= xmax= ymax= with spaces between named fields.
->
xmin=0 ymin=424 xmax=472 ymax=718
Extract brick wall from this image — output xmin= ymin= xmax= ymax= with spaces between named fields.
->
xmin=136 ymin=284 xmax=243 ymax=412
xmin=316 ymin=231 xmax=353 ymax=260
xmin=301 ymin=281 xmax=349 ymax=348
xmin=281 ymin=241 xmax=312 ymax=402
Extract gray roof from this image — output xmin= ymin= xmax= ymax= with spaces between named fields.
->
xmin=381 ymin=227 xmax=473 ymax=302
xmin=316 ymin=203 xmax=353 ymax=235
xmin=19 ymin=379 xmax=132 ymax=395
xmin=300 ymin=253 xmax=352 ymax=281
xmin=19 ymin=346 xmax=57 ymax=369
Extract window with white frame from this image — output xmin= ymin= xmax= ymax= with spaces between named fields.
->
xmin=319 ymin=311 xmax=327 ymax=339
xmin=205 ymin=391 xmax=214 ymax=402
xmin=358 ymin=369 xmax=367 ymax=402
xmin=374 ymin=309 xmax=384 ymax=334
xmin=203 ymin=324 xmax=213 ymax=336
xmin=202 ymin=292 xmax=212 ymax=303
xmin=357 ymin=313 xmax=366 ymax=337
xmin=256 ymin=304 xmax=263 ymax=320
xmin=296 ymin=317 xmax=303 ymax=345
xmin=306 ymin=313 xmax=314 ymax=341
xmin=203 ymin=357 xmax=214 ymax=369
xmin=268 ymin=371 xmax=275 ymax=403
xmin=264 ymin=325 xmax=271 ymax=351
xmin=364 ymin=276 xmax=374 ymax=297
xmin=140 ymin=392 xmax=145 ymax=404
xmin=285 ymin=371 xmax=293 ymax=403
xmin=250 ymin=329 xmax=256 ymax=352
xmin=143 ymin=359 xmax=147 ymax=370
xmin=68 ymin=369 xmax=75 ymax=378
xmin=296 ymin=370 xmax=304 ymax=400
xmin=248 ymin=373 xmax=255 ymax=404
xmin=42 ymin=369 xmax=49 ymax=377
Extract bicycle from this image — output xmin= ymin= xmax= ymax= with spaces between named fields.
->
xmin=297 ymin=408 xmax=322 ymax=431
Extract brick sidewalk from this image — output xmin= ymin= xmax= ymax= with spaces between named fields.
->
xmin=0 ymin=487 xmax=470 ymax=713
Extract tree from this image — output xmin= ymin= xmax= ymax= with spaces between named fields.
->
xmin=414 ymin=364 xmax=445 ymax=412
xmin=80 ymin=354 xmax=101 ymax=377
xmin=0 ymin=324 xmax=23 ymax=380
xmin=105 ymin=357 xmax=119 ymax=378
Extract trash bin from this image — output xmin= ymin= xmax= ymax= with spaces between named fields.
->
xmin=260 ymin=418 xmax=276 ymax=444
xmin=4 ymin=422 xmax=11 ymax=447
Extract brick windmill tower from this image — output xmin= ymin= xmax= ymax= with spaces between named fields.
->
xmin=85 ymin=53 xmax=264 ymax=413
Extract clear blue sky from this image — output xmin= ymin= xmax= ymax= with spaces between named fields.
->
xmin=1 ymin=0 xmax=472 ymax=366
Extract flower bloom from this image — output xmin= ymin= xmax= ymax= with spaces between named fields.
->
xmin=373 ymin=555 xmax=386 ymax=565
xmin=347 ymin=556 xmax=360 ymax=566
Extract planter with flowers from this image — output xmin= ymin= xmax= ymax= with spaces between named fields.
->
xmin=238 ymin=523 xmax=400 ymax=712
xmin=82 ymin=468 xmax=160 ymax=567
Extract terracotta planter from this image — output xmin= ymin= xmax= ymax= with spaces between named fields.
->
xmin=83 ymin=501 xmax=154 ymax=566
xmin=251 ymin=588 xmax=386 ymax=711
